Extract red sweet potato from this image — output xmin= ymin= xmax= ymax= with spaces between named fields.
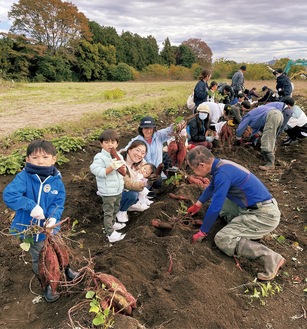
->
xmin=50 ymin=235 xmax=70 ymax=269
xmin=176 ymin=139 xmax=186 ymax=169
xmin=187 ymin=175 xmax=210 ymax=188
xmin=151 ymin=219 xmax=173 ymax=230
xmin=155 ymin=163 xmax=164 ymax=176
xmin=167 ymin=140 xmax=178 ymax=166
xmin=38 ymin=238 xmax=61 ymax=294
xmin=110 ymin=148 xmax=126 ymax=176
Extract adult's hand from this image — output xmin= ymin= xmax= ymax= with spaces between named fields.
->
xmin=187 ymin=203 xmax=201 ymax=215
xmin=192 ymin=230 xmax=207 ymax=243
xmin=234 ymin=137 xmax=242 ymax=146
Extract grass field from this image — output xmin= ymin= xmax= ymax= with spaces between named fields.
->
xmin=0 ymin=79 xmax=306 ymax=139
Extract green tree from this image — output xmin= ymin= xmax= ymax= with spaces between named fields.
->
xmin=160 ymin=37 xmax=176 ymax=66
xmin=0 ymin=32 xmax=46 ymax=80
xmin=8 ymin=0 xmax=92 ymax=54
xmin=176 ymin=44 xmax=196 ymax=68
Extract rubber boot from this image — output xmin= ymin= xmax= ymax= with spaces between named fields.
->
xmin=259 ymin=152 xmax=275 ymax=171
xmin=236 ymin=238 xmax=286 ymax=281
xmin=65 ymin=265 xmax=81 ymax=281
xmin=44 ymin=285 xmax=60 ymax=303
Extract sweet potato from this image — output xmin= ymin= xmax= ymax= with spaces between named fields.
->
xmin=187 ymin=175 xmax=210 ymax=188
xmin=176 ymin=139 xmax=186 ymax=169
xmin=50 ymin=235 xmax=70 ymax=269
xmin=38 ymin=237 xmax=61 ymax=294
xmin=151 ymin=219 xmax=173 ymax=230
xmin=169 ymin=193 xmax=189 ymax=201
xmin=155 ymin=163 xmax=164 ymax=176
xmin=167 ymin=140 xmax=178 ymax=166
xmin=110 ymin=148 xmax=126 ymax=176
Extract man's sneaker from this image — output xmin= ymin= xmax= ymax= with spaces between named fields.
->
xmin=283 ymin=138 xmax=298 ymax=145
xmin=116 ymin=211 xmax=129 ymax=223
xmin=112 ymin=222 xmax=126 ymax=230
xmin=107 ymin=230 xmax=126 ymax=243
xmin=128 ymin=202 xmax=149 ymax=212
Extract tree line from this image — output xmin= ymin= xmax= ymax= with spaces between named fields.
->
xmin=0 ymin=0 xmax=297 ymax=82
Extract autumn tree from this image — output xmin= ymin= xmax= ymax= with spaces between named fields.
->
xmin=182 ymin=38 xmax=212 ymax=68
xmin=8 ymin=0 xmax=92 ymax=54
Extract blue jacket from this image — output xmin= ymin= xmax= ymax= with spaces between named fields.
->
xmin=90 ymin=149 xmax=124 ymax=196
xmin=198 ymin=158 xmax=272 ymax=233
xmin=3 ymin=169 xmax=65 ymax=242
xmin=126 ymin=125 xmax=173 ymax=168
xmin=194 ymin=80 xmax=209 ymax=106
xmin=236 ymin=102 xmax=293 ymax=137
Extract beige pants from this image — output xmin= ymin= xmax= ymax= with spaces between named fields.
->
xmin=260 ymin=109 xmax=283 ymax=154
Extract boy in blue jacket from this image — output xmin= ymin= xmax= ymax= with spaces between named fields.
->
xmin=3 ymin=139 xmax=79 ymax=302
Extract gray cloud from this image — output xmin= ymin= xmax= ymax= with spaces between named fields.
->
xmin=1 ymin=0 xmax=306 ymax=62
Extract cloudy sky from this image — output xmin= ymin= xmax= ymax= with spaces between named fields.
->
xmin=0 ymin=0 xmax=306 ymax=63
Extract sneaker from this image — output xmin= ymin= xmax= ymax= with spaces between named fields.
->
xmin=116 ymin=211 xmax=129 ymax=223
xmin=112 ymin=222 xmax=126 ymax=230
xmin=147 ymin=191 xmax=156 ymax=199
xmin=127 ymin=202 xmax=149 ymax=212
xmin=107 ymin=230 xmax=126 ymax=243
xmin=282 ymin=138 xmax=298 ymax=145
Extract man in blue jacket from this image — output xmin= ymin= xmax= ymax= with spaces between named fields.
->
xmin=235 ymin=97 xmax=294 ymax=170
xmin=186 ymin=146 xmax=285 ymax=281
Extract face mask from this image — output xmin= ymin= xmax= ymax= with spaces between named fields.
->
xmin=198 ymin=113 xmax=208 ymax=120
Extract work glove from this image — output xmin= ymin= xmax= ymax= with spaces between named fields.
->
xmin=110 ymin=159 xmax=125 ymax=170
xmin=192 ymin=230 xmax=207 ymax=243
xmin=234 ymin=137 xmax=242 ymax=146
xmin=206 ymin=136 xmax=215 ymax=142
xmin=30 ymin=205 xmax=45 ymax=220
xmin=45 ymin=217 xmax=57 ymax=228
xmin=187 ymin=203 xmax=201 ymax=215
xmin=147 ymin=173 xmax=159 ymax=186
xmin=227 ymin=119 xmax=235 ymax=127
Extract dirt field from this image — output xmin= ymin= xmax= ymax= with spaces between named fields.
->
xmin=0 ymin=82 xmax=307 ymax=329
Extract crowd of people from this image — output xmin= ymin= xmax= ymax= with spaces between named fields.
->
xmin=2 ymin=65 xmax=306 ymax=305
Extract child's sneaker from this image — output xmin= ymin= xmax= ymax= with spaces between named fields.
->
xmin=113 ymin=222 xmax=126 ymax=230
xmin=128 ymin=202 xmax=149 ymax=212
xmin=116 ymin=211 xmax=129 ymax=223
xmin=107 ymin=231 xmax=126 ymax=243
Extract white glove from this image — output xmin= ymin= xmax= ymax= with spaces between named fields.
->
xmin=206 ymin=136 xmax=215 ymax=142
xmin=45 ymin=217 xmax=57 ymax=228
xmin=110 ymin=159 xmax=125 ymax=170
xmin=30 ymin=205 xmax=45 ymax=220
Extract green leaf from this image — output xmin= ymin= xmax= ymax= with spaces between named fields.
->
xmin=93 ymin=313 xmax=105 ymax=326
xmin=86 ymin=290 xmax=96 ymax=299
xmin=276 ymin=235 xmax=286 ymax=243
xmin=89 ymin=304 xmax=100 ymax=314
xmin=20 ymin=242 xmax=31 ymax=251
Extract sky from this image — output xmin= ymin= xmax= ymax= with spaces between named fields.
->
xmin=0 ymin=0 xmax=306 ymax=63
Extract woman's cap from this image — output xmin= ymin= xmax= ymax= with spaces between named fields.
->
xmin=197 ymin=104 xmax=210 ymax=114
xmin=140 ymin=116 xmax=156 ymax=128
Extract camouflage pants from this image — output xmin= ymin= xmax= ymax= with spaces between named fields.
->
xmin=214 ymin=198 xmax=280 ymax=256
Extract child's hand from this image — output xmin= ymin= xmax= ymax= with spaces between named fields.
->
xmin=110 ymin=159 xmax=125 ymax=170
xmin=44 ymin=218 xmax=57 ymax=234
xmin=30 ymin=205 xmax=45 ymax=219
